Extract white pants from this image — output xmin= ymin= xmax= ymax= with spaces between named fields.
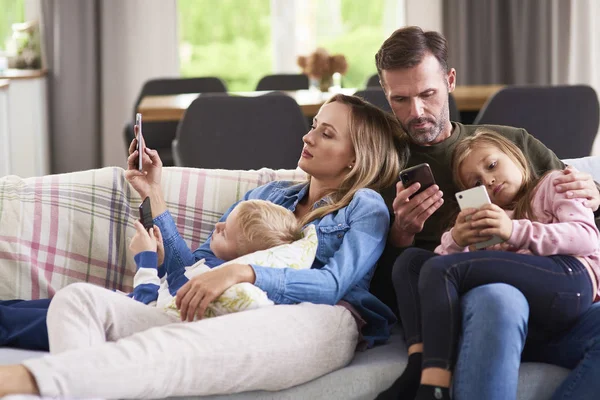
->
xmin=23 ymin=283 xmax=359 ymax=399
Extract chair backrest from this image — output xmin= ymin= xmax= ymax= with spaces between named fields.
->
xmin=255 ymin=74 xmax=310 ymax=91
xmin=353 ymin=88 xmax=392 ymax=113
xmin=473 ymin=85 xmax=600 ymax=159
xmin=354 ymin=88 xmax=461 ymax=123
xmin=125 ymin=77 xmax=228 ymax=165
xmin=172 ymin=94 xmax=308 ymax=170
xmin=133 ymin=77 xmax=227 ymax=117
xmin=365 ymin=73 xmax=380 ymax=88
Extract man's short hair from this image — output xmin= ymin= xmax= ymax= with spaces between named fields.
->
xmin=375 ymin=26 xmax=449 ymax=80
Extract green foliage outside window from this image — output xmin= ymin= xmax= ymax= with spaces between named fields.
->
xmin=178 ymin=0 xmax=386 ymax=91
xmin=318 ymin=0 xmax=385 ymax=89
xmin=178 ymin=0 xmax=271 ymax=92
xmin=0 ymin=0 xmax=25 ymax=51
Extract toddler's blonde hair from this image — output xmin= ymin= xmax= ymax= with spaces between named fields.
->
xmin=234 ymin=200 xmax=303 ymax=255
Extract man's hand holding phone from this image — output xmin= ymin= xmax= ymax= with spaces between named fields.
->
xmin=390 ymin=164 xmax=444 ymax=247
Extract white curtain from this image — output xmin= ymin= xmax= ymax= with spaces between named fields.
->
xmin=100 ymin=0 xmax=179 ymax=168
xmin=566 ymin=0 xmax=600 ymax=155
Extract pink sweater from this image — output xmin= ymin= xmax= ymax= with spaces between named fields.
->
xmin=436 ymin=170 xmax=600 ymax=300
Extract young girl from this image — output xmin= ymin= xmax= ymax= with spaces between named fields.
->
xmin=385 ymin=129 xmax=600 ymax=400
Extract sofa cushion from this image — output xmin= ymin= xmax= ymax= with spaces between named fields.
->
xmin=0 ymin=329 xmax=569 ymax=400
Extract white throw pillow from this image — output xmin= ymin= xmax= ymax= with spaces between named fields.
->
xmin=164 ymin=224 xmax=318 ymax=318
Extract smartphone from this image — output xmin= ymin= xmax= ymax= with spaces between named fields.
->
xmin=135 ymin=113 xmax=144 ymax=171
xmin=399 ymin=163 xmax=436 ymax=199
xmin=455 ymin=185 xmax=504 ymax=249
xmin=139 ymin=196 xmax=154 ymax=231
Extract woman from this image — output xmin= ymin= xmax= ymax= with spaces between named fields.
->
xmin=0 ymin=94 xmax=408 ymax=398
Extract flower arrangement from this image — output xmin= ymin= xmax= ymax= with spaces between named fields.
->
xmin=297 ymin=48 xmax=348 ymax=92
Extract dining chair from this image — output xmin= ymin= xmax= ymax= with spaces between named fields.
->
xmin=255 ymin=74 xmax=310 ymax=91
xmin=124 ymin=77 xmax=228 ymax=166
xmin=474 ymin=85 xmax=599 ymax=159
xmin=172 ymin=93 xmax=308 ymax=170
xmin=365 ymin=74 xmax=380 ymax=88
xmin=354 ymin=88 xmax=461 ymax=123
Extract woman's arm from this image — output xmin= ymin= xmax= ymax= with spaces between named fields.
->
xmin=251 ymin=189 xmax=390 ymax=305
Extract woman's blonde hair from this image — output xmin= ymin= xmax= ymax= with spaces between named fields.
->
xmin=300 ymin=94 xmax=409 ymax=226
xmin=234 ymin=199 xmax=303 ymax=254
xmin=451 ymin=128 xmax=543 ymax=220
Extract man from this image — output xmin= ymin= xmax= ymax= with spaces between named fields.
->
xmin=374 ymin=26 xmax=600 ymax=400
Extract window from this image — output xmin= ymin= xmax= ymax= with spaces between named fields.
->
xmin=0 ymin=0 xmax=25 ymax=52
xmin=177 ymin=0 xmax=403 ymax=91
xmin=314 ymin=0 xmax=387 ymax=88
xmin=177 ymin=0 xmax=272 ymax=91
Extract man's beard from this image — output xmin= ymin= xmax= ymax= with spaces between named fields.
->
xmin=402 ymin=99 xmax=449 ymax=146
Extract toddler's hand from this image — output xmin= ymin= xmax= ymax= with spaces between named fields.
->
xmin=129 ymin=220 xmax=158 ymax=256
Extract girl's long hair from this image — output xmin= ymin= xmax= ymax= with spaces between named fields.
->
xmin=451 ymin=129 xmax=546 ymax=221
xmin=300 ymin=94 xmax=409 ymax=226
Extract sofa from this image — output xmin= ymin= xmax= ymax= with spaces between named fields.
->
xmin=1 ymin=156 xmax=599 ymax=400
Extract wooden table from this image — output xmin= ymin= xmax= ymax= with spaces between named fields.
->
xmin=137 ymin=85 xmax=504 ymax=122
xmin=451 ymin=84 xmax=504 ymax=111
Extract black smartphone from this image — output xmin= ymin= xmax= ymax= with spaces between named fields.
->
xmin=135 ymin=113 xmax=144 ymax=171
xmin=399 ymin=163 xmax=436 ymax=199
xmin=139 ymin=196 xmax=153 ymax=231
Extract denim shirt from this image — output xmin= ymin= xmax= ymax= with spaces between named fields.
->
xmin=154 ymin=181 xmax=397 ymax=347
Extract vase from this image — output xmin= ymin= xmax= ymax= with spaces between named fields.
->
xmin=319 ymin=75 xmax=333 ymax=92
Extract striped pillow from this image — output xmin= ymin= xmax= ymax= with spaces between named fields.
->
xmin=0 ymin=166 xmax=305 ymax=300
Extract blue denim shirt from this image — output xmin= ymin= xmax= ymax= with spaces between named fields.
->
xmin=154 ymin=181 xmax=397 ymax=347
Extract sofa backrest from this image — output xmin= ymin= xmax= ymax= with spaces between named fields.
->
xmin=0 ymin=166 xmax=305 ymax=300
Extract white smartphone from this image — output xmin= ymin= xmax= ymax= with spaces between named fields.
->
xmin=135 ymin=113 xmax=144 ymax=171
xmin=455 ymin=185 xmax=504 ymax=249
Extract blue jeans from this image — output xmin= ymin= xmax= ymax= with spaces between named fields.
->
xmin=453 ymin=284 xmax=600 ymax=400
xmin=395 ymin=248 xmax=593 ymax=370
xmin=0 ymin=298 xmax=50 ymax=350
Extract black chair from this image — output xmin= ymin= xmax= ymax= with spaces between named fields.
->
xmin=172 ymin=94 xmax=308 ymax=170
xmin=354 ymin=88 xmax=461 ymax=123
xmin=256 ymin=74 xmax=310 ymax=91
xmin=124 ymin=77 xmax=228 ymax=166
xmin=366 ymin=74 xmax=380 ymax=88
xmin=473 ymin=85 xmax=600 ymax=159
xmin=354 ymin=89 xmax=392 ymax=113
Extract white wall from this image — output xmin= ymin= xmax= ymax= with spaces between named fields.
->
xmin=100 ymin=0 xmax=180 ymax=168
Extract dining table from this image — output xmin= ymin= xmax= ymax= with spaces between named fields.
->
xmin=137 ymin=85 xmax=505 ymax=123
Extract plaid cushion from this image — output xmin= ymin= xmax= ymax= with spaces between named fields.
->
xmin=0 ymin=166 xmax=305 ymax=300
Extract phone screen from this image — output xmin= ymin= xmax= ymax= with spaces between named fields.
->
xmin=138 ymin=196 xmax=153 ymax=231
xmin=136 ymin=113 xmax=143 ymax=171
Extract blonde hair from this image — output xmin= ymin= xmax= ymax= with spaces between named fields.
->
xmin=451 ymin=128 xmax=542 ymax=220
xmin=300 ymin=94 xmax=409 ymax=226
xmin=234 ymin=199 xmax=303 ymax=254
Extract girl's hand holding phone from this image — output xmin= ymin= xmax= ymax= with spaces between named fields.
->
xmin=452 ymin=208 xmax=488 ymax=247
xmin=470 ymin=204 xmax=514 ymax=241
